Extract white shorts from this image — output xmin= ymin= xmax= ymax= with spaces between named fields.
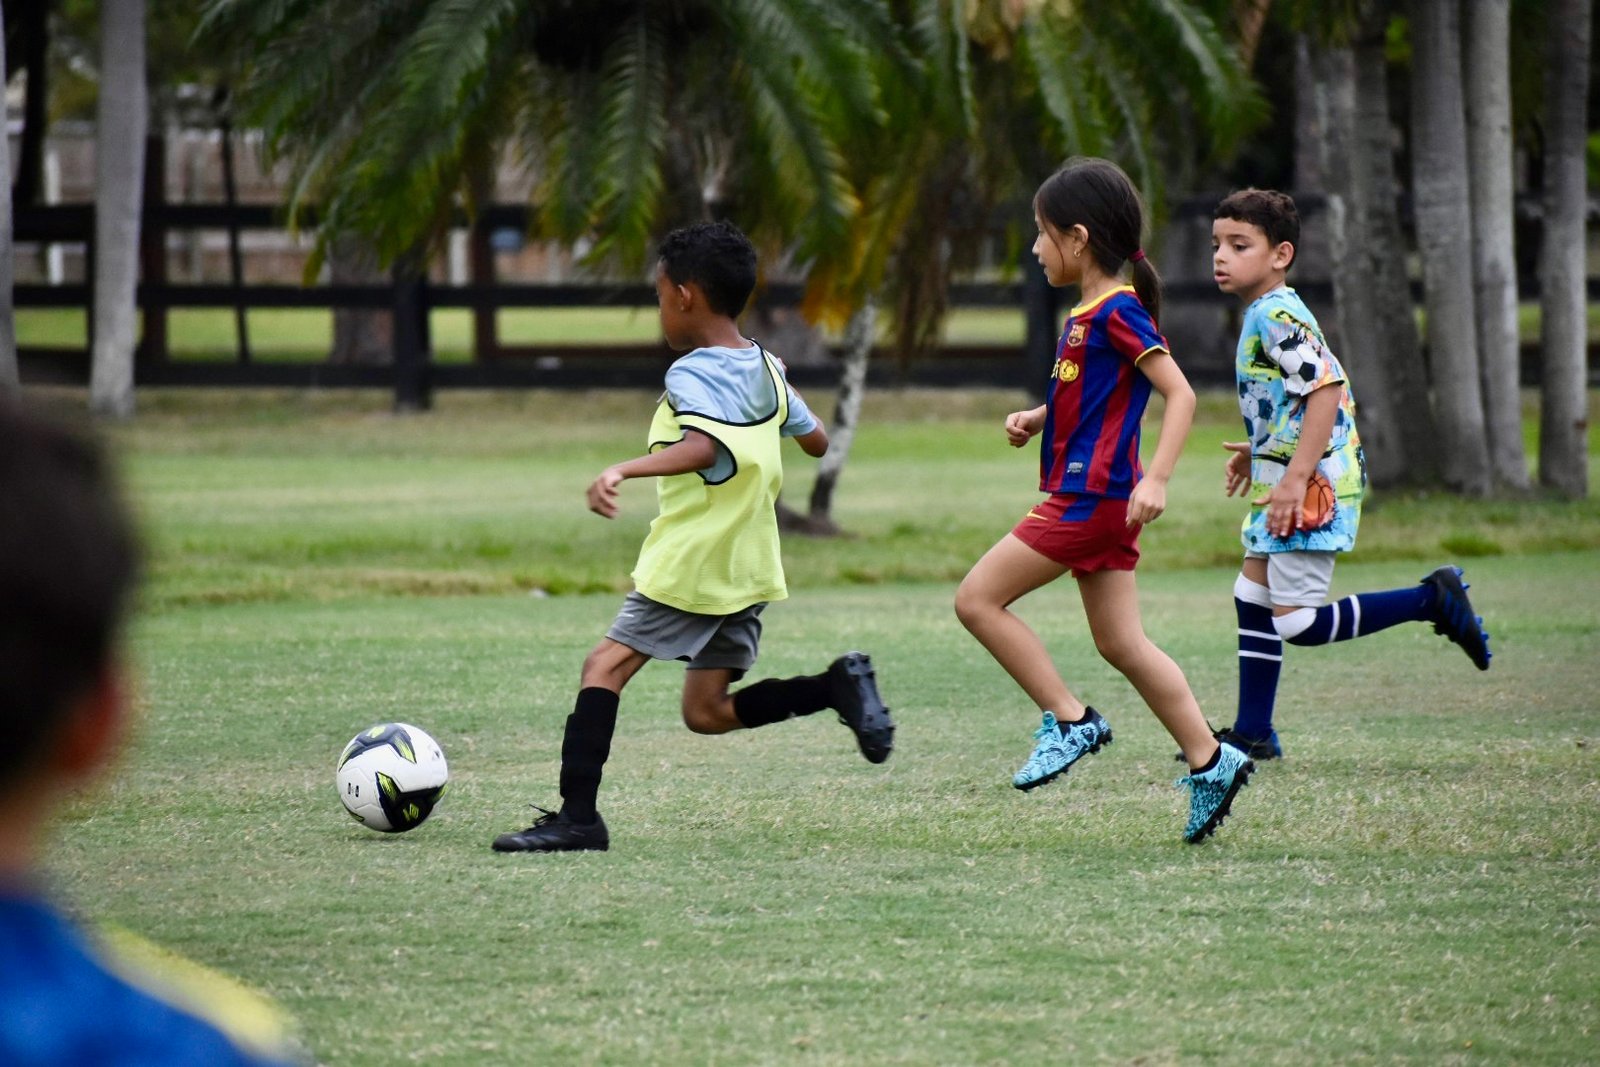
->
xmin=1245 ymin=550 xmax=1336 ymax=608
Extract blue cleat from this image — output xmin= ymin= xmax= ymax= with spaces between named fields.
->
xmin=1421 ymin=565 xmax=1491 ymax=670
xmin=1176 ymin=742 xmax=1253 ymax=843
xmin=1012 ymin=708 xmax=1112 ymax=791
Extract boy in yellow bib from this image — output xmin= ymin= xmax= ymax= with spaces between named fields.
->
xmin=493 ymin=222 xmax=894 ymax=854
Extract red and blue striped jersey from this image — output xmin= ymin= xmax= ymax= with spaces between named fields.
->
xmin=1039 ymin=286 xmax=1168 ymax=498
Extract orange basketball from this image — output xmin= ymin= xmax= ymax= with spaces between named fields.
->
xmin=1301 ymin=470 xmax=1337 ymax=530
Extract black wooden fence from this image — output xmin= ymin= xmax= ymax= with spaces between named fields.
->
xmin=14 ymin=196 xmax=1591 ymax=410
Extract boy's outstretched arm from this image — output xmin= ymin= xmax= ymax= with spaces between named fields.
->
xmin=587 ymin=430 xmax=719 ymax=518
xmin=1128 ymin=351 xmax=1196 ymax=526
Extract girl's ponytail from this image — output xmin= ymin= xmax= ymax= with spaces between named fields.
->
xmin=1129 ymin=250 xmax=1162 ymax=326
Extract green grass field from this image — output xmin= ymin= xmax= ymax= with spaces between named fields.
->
xmin=16 ymin=302 xmax=1600 ymax=361
xmin=32 ymin=387 xmax=1600 ymax=1065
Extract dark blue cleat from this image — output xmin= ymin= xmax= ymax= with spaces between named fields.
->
xmin=1421 ymin=566 xmax=1492 ymax=670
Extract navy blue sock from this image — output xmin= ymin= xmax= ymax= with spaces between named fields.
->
xmin=558 ymin=687 xmax=619 ymax=824
xmin=1278 ymin=585 xmax=1432 ymax=646
xmin=1233 ymin=593 xmax=1282 ymax=740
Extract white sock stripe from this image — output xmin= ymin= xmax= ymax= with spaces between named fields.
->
xmin=1328 ymin=600 xmax=1340 ymax=641
xmin=1238 ymin=650 xmax=1284 ymax=662
xmin=1348 ymin=596 xmax=1361 ymax=636
xmin=1237 ymin=628 xmax=1282 ymax=640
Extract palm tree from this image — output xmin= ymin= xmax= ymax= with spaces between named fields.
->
xmin=1464 ymin=0 xmax=1528 ymax=491
xmin=792 ymin=0 xmax=1261 ymax=527
xmin=202 ymin=0 xmax=1259 ymax=521
xmin=199 ymin=0 xmax=884 ymax=277
xmin=1537 ymin=0 xmax=1591 ymax=498
xmin=1290 ymin=0 xmax=1439 ymax=488
xmin=89 ymin=0 xmax=146 ymax=419
xmin=1408 ymin=0 xmax=1490 ymax=494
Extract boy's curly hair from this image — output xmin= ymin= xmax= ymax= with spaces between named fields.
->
xmin=1214 ymin=188 xmax=1300 ymax=267
xmin=657 ymin=220 xmax=758 ymax=318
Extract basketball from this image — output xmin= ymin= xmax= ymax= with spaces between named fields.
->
xmin=1301 ymin=470 xmax=1336 ymax=530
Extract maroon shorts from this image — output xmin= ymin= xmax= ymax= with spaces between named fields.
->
xmin=1011 ymin=493 xmax=1141 ymax=577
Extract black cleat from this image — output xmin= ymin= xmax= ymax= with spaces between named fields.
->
xmin=1421 ymin=565 xmax=1492 ymax=670
xmin=829 ymin=651 xmax=894 ymax=763
xmin=1174 ymin=727 xmax=1281 ymax=763
xmin=492 ymin=806 xmax=609 ymax=853
xmin=1217 ymin=727 xmax=1282 ymax=761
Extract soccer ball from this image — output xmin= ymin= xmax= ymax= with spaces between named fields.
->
xmin=335 ymin=723 xmax=449 ymax=833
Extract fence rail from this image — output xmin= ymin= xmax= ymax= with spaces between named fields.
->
xmin=13 ymin=199 xmax=1595 ymax=407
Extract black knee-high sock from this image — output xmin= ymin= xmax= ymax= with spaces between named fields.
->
xmin=732 ymin=673 xmax=832 ymax=728
xmin=558 ymin=687 xmax=619 ymax=824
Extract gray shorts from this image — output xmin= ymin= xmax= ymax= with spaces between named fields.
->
xmin=605 ymin=591 xmax=765 ymax=675
xmin=1245 ymin=550 xmax=1337 ymax=608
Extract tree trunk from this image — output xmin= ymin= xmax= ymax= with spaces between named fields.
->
xmin=1464 ymin=0 xmax=1528 ymax=490
xmin=330 ymin=236 xmax=394 ymax=365
xmin=1348 ymin=1 xmax=1438 ymax=485
xmin=90 ymin=0 xmax=146 ymax=419
xmin=1291 ymin=36 xmax=1325 ymax=195
xmin=1408 ymin=0 xmax=1490 ymax=493
xmin=1537 ymin=0 xmax=1591 ymax=498
xmin=805 ymin=299 xmax=875 ymax=531
xmin=0 ymin=0 xmax=17 ymax=389
xmin=1310 ymin=37 xmax=1404 ymax=484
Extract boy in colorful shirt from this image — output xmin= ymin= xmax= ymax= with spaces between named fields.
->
xmin=1208 ymin=189 xmax=1492 ymax=760
xmin=492 ymin=221 xmax=894 ymax=853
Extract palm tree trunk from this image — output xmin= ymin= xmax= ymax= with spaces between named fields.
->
xmin=1464 ymin=0 xmax=1528 ymax=491
xmin=1409 ymin=0 xmax=1490 ymax=494
xmin=1311 ymin=37 xmax=1404 ymax=483
xmin=90 ymin=0 xmax=147 ymax=419
xmin=330 ymin=236 xmax=393 ymax=365
xmin=0 ymin=0 xmax=17 ymax=390
xmin=807 ymin=299 xmax=875 ymax=530
xmin=1345 ymin=1 xmax=1438 ymax=485
xmin=1537 ymin=0 xmax=1592 ymax=498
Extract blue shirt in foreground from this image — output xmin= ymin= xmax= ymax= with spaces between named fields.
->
xmin=0 ymin=891 xmax=299 ymax=1066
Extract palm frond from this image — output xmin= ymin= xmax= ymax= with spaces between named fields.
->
xmin=585 ymin=11 xmax=670 ymax=267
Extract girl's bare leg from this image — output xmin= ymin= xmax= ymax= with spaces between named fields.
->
xmin=1076 ymin=569 xmax=1219 ymax=768
xmin=954 ymin=534 xmax=1088 ymax=720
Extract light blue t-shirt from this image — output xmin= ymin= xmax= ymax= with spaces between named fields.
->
xmin=663 ymin=342 xmax=818 ymax=484
xmin=1234 ymin=286 xmax=1365 ymax=553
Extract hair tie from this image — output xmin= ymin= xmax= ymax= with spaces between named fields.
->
xmin=1129 ymin=249 xmax=1147 ymax=264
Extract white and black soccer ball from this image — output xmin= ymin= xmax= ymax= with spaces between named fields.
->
xmin=335 ymin=723 xmax=449 ymax=833
xmin=1272 ymin=334 xmax=1325 ymax=390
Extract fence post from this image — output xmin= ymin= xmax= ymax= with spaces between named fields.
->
xmin=469 ymin=218 xmax=498 ymax=361
xmin=138 ymin=133 xmax=168 ymax=364
xmin=392 ymin=254 xmax=432 ymax=412
xmin=218 ymin=98 xmax=251 ymax=364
